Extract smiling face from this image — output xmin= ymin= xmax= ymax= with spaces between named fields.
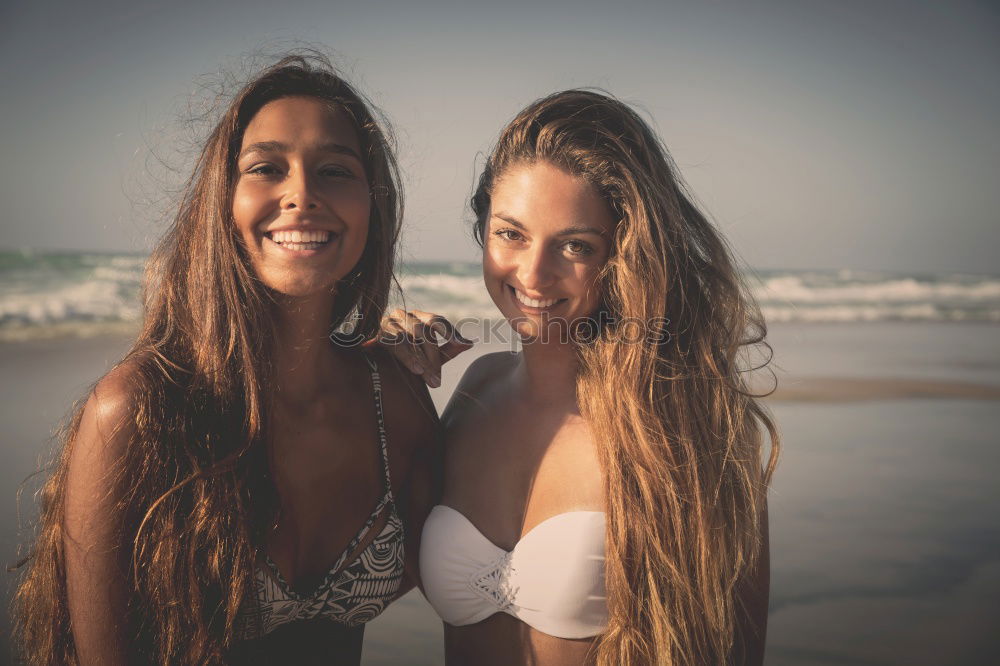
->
xmin=483 ymin=161 xmax=616 ymax=342
xmin=232 ymin=96 xmax=371 ymax=298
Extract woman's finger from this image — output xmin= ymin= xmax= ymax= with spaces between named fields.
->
xmin=407 ymin=310 xmax=475 ymax=346
xmin=402 ymin=313 xmax=443 ymax=387
xmin=409 ymin=310 xmax=451 ymax=342
xmin=438 ymin=337 xmax=475 ymax=363
xmin=408 ymin=311 xmax=476 ymax=361
xmin=381 ymin=320 xmax=427 ymax=375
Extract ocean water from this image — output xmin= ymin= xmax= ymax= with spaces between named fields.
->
xmin=0 ymin=251 xmax=144 ymax=341
xmin=2 ymin=249 xmax=999 ymax=664
xmin=1 ymin=250 xmax=999 ymax=341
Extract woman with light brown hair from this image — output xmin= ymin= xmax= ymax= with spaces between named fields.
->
xmin=13 ymin=53 xmax=438 ymax=665
xmin=387 ymin=89 xmax=779 ymax=665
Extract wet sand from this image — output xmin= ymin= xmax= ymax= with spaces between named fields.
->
xmin=766 ymin=375 xmax=1000 ymax=402
xmin=2 ymin=321 xmax=998 ymax=665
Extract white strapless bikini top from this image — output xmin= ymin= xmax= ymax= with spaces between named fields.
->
xmin=419 ymin=504 xmax=608 ymax=639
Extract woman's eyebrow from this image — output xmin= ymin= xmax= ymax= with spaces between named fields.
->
xmin=492 ymin=212 xmax=606 ymax=236
xmin=556 ymin=225 xmax=607 ymax=237
xmin=237 ymin=141 xmax=362 ymax=161
xmin=238 ymin=141 xmax=285 ymax=160
xmin=316 ymin=142 xmax=363 ymax=161
xmin=492 ymin=212 xmax=526 ymax=229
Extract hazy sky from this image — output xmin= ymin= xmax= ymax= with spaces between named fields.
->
xmin=1 ymin=0 xmax=997 ymax=273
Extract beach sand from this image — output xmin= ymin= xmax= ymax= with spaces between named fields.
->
xmin=2 ymin=321 xmax=998 ymax=665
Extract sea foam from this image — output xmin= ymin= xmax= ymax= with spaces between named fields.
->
xmin=1 ymin=252 xmax=997 ymax=341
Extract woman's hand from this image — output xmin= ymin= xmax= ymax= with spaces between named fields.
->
xmin=378 ymin=309 xmax=474 ymax=387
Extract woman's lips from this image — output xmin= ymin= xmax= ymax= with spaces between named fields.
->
xmin=263 ymin=229 xmax=339 ymax=255
xmin=508 ymin=284 xmax=566 ymax=312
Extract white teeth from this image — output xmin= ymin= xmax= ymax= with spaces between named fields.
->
xmin=270 ymin=230 xmax=331 ymax=245
xmin=514 ymin=289 xmax=558 ymax=308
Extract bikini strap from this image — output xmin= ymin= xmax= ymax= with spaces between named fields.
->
xmin=364 ymin=354 xmax=393 ymax=495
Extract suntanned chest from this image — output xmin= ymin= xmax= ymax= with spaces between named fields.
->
xmin=442 ymin=379 xmax=603 ymax=551
xmin=265 ymin=369 xmax=388 ymax=591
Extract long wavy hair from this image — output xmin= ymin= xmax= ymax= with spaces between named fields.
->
xmin=472 ymin=90 xmax=779 ymax=665
xmin=13 ymin=53 xmax=402 ymax=664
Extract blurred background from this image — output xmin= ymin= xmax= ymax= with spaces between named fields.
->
xmin=2 ymin=1 xmax=998 ymax=664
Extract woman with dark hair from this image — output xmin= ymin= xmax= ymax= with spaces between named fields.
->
xmin=14 ymin=54 xmax=438 ymax=665
xmin=386 ymin=90 xmax=779 ymax=665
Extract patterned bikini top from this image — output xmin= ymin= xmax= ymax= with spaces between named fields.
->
xmin=236 ymin=356 xmax=405 ymax=639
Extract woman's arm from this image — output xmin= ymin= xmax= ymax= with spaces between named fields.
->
xmin=62 ymin=370 xmax=136 ymax=665
xmin=396 ymin=426 xmax=442 ymax=597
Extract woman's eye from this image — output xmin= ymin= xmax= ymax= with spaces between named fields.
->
xmin=493 ymin=229 xmax=523 ymax=242
xmin=564 ymin=240 xmax=594 ymax=256
xmin=245 ymin=163 xmax=280 ymax=176
xmin=320 ymin=165 xmax=356 ymax=179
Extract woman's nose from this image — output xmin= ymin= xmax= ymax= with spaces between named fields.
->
xmin=281 ymin=170 xmax=319 ymax=211
xmin=517 ymin=246 xmax=556 ymax=291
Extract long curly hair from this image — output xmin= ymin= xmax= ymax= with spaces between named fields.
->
xmin=12 ymin=52 xmax=402 ymax=664
xmin=471 ymin=90 xmax=779 ymax=665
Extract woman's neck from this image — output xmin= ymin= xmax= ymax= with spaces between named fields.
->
xmin=515 ymin=337 xmax=580 ymax=406
xmin=270 ymin=293 xmax=340 ymax=400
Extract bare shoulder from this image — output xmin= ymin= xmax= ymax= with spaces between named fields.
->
xmin=460 ymin=350 xmax=519 ymax=389
xmin=442 ymin=351 xmax=518 ymax=423
xmin=363 ymin=347 xmax=439 ymax=450
xmin=75 ymin=357 xmax=147 ymax=463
